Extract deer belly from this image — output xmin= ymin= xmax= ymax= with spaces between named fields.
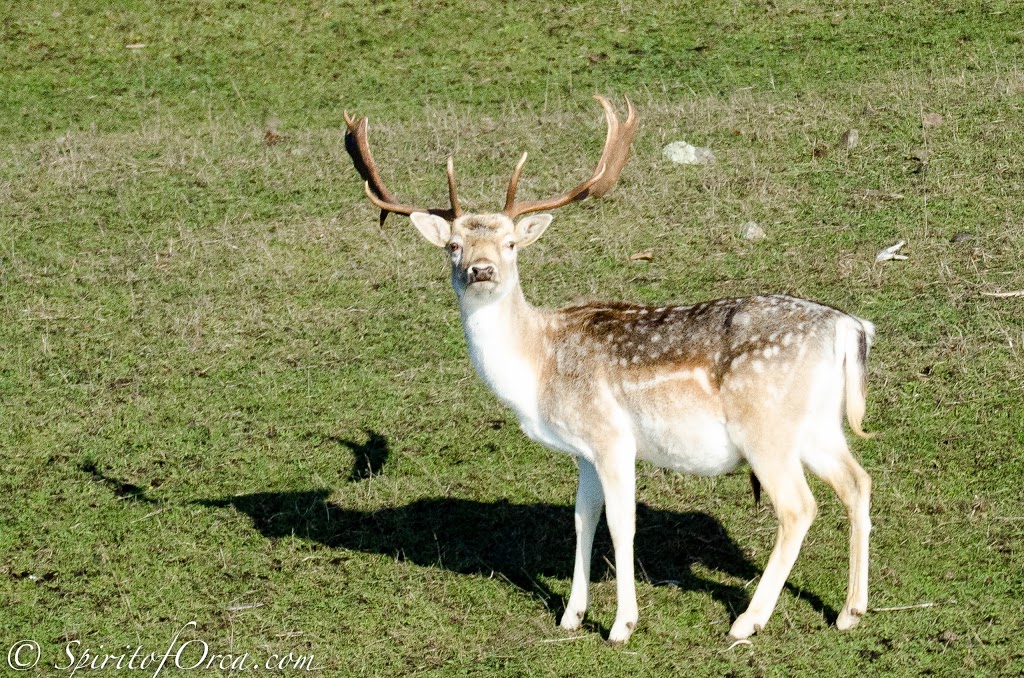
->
xmin=633 ymin=409 xmax=742 ymax=476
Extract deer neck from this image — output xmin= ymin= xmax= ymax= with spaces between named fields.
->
xmin=458 ymin=284 xmax=547 ymax=416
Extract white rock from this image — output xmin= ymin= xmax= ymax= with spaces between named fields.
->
xmin=741 ymin=221 xmax=765 ymax=240
xmin=662 ymin=141 xmax=716 ymax=165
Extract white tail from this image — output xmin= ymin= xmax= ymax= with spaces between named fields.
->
xmin=346 ymin=96 xmax=875 ymax=644
xmin=843 ymin=317 xmax=875 ymax=439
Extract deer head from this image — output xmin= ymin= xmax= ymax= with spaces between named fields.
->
xmin=344 ymin=96 xmax=638 ymax=304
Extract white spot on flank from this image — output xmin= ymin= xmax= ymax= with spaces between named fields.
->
xmin=621 ymin=367 xmax=715 ymax=393
xmin=651 ymin=333 xmax=662 ymax=342
xmin=725 ymin=378 xmax=746 ymax=391
xmin=693 ymin=368 xmax=713 ymax=394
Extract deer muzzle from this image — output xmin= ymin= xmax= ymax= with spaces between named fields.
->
xmin=466 ymin=262 xmax=497 ymax=284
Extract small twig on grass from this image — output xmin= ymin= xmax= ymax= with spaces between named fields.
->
xmin=726 ymin=639 xmax=753 ymax=651
xmin=636 ymin=558 xmax=651 ymax=584
xmin=225 ymin=602 xmax=264 ymax=612
xmin=981 ymin=290 xmax=1024 ymax=298
xmin=130 ymin=508 xmax=166 ymax=523
xmin=540 ymin=636 xmax=587 ymax=644
xmin=870 ymin=602 xmax=936 ymax=612
xmin=519 ymin=569 xmax=553 ymax=612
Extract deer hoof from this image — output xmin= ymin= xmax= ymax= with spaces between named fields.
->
xmin=608 ymin=619 xmax=636 ymax=645
xmin=559 ymin=608 xmax=584 ymax=632
xmin=836 ymin=609 xmax=863 ymax=631
xmin=728 ymin=614 xmax=764 ymax=640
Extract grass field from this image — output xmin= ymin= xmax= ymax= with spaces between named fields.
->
xmin=2 ymin=0 xmax=1024 ymax=675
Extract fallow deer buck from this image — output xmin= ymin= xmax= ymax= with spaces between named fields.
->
xmin=344 ymin=96 xmax=875 ymax=644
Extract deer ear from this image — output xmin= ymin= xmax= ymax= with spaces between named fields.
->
xmin=514 ymin=214 xmax=553 ymax=247
xmin=410 ymin=213 xmax=452 ymax=248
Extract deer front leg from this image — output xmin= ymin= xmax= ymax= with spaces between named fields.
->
xmin=595 ymin=446 xmax=639 ymax=644
xmin=560 ymin=458 xmax=604 ymax=631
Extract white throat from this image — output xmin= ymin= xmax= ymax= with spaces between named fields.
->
xmin=459 ymin=288 xmax=541 ymax=419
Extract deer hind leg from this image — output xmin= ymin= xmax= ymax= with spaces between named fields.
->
xmin=803 ymin=440 xmax=872 ymax=631
xmin=729 ymin=446 xmax=817 ymax=640
xmin=560 ymin=458 xmax=604 ymax=631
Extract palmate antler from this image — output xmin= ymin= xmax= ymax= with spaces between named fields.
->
xmin=502 ymin=95 xmax=638 ymax=219
xmin=344 ymin=95 xmax=638 ymax=223
xmin=343 ymin=112 xmax=462 ymax=225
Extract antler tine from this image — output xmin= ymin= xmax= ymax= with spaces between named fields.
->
xmin=344 ymin=112 xmax=457 ymax=224
xmin=446 ymin=157 xmax=462 ymax=218
xmin=503 ymin=152 xmax=529 ymax=213
xmin=587 ymin=94 xmax=638 ymax=198
xmin=502 ymin=95 xmax=638 ymax=219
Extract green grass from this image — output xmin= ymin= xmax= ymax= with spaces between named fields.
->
xmin=2 ymin=0 xmax=1024 ymax=675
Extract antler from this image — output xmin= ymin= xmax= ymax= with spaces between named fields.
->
xmin=343 ymin=111 xmax=462 ymax=225
xmin=345 ymin=95 xmax=637 ymax=223
xmin=502 ymin=94 xmax=638 ymax=219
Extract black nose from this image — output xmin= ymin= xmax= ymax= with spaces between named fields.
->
xmin=467 ymin=263 xmax=496 ymax=283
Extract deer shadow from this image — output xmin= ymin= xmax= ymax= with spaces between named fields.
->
xmin=197 ymin=488 xmax=839 ymax=632
xmin=334 ymin=428 xmax=389 ymax=482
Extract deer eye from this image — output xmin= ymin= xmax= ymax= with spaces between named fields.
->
xmin=506 ymin=241 xmax=516 ymax=250
xmin=448 ymin=242 xmax=462 ymax=254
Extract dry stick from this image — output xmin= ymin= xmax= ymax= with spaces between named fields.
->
xmin=540 ymin=636 xmax=587 ymax=644
xmin=225 ymin=602 xmax=264 ymax=612
xmin=870 ymin=602 xmax=936 ymax=612
xmin=981 ymin=290 xmax=1024 ymax=298
xmin=130 ymin=508 xmax=166 ymax=523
